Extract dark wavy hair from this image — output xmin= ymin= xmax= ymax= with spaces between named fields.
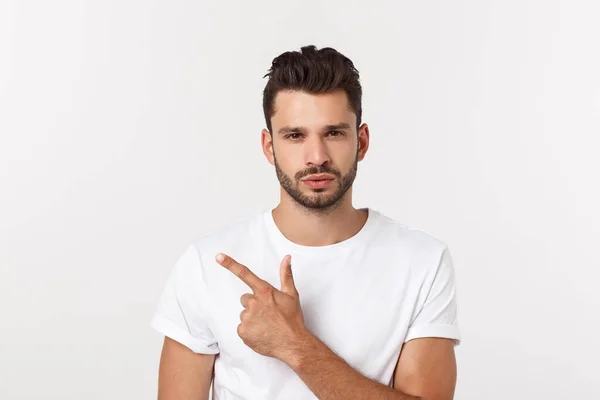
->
xmin=262 ymin=45 xmax=362 ymax=133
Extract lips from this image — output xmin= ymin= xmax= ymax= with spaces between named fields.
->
xmin=302 ymin=174 xmax=335 ymax=181
xmin=301 ymin=173 xmax=335 ymax=189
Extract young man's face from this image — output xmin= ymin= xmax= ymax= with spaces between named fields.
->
xmin=262 ymin=89 xmax=369 ymax=211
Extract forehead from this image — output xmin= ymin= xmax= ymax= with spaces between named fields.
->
xmin=270 ymin=89 xmax=356 ymax=130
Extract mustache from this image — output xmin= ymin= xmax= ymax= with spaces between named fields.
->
xmin=295 ymin=166 xmax=341 ymax=180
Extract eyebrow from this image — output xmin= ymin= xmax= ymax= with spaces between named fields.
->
xmin=278 ymin=126 xmax=305 ymax=135
xmin=277 ymin=122 xmax=352 ymax=135
xmin=325 ymin=123 xmax=351 ymax=131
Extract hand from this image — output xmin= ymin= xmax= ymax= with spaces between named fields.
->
xmin=215 ymin=253 xmax=308 ymax=361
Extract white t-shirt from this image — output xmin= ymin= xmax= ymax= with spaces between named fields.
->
xmin=151 ymin=208 xmax=460 ymax=399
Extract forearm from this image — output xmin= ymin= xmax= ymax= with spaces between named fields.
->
xmin=283 ymin=331 xmax=421 ymax=400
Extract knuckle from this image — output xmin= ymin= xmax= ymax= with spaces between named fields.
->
xmin=238 ymin=266 xmax=249 ymax=279
xmin=257 ymin=284 xmax=272 ymax=295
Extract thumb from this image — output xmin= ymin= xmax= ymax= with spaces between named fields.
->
xmin=279 ymin=255 xmax=298 ymax=297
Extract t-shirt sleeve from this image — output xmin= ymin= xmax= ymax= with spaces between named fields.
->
xmin=151 ymin=244 xmax=220 ymax=354
xmin=404 ymin=246 xmax=461 ymax=345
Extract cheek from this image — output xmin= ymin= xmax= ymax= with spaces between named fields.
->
xmin=333 ymin=147 xmax=357 ymax=169
xmin=275 ymin=146 xmax=302 ymax=168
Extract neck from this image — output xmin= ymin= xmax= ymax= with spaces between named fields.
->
xmin=272 ymin=189 xmax=368 ymax=247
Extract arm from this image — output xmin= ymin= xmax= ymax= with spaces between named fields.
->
xmin=157 ymin=337 xmax=215 ymax=400
xmin=283 ymin=332 xmax=455 ymax=400
xmin=215 ymin=252 xmax=458 ymax=399
xmin=392 ymin=338 xmax=457 ymax=400
xmin=152 ymin=245 xmax=221 ymax=399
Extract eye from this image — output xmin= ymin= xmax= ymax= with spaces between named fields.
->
xmin=286 ymin=133 xmax=303 ymax=140
xmin=327 ymin=131 xmax=344 ymax=137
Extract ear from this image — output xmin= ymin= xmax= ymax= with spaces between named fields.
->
xmin=261 ymin=128 xmax=275 ymax=166
xmin=357 ymin=123 xmax=370 ymax=162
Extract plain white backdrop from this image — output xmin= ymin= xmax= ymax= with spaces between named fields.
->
xmin=1 ymin=0 xmax=599 ymax=399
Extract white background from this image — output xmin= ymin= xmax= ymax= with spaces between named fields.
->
xmin=1 ymin=0 xmax=599 ymax=399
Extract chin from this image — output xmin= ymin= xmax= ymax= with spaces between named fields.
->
xmin=304 ymin=187 xmax=332 ymax=195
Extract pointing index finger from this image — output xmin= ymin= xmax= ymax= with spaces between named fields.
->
xmin=216 ymin=253 xmax=267 ymax=292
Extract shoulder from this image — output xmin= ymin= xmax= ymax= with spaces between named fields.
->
xmin=187 ymin=209 xmax=266 ymax=265
xmin=167 ymin=210 xmax=266 ymax=288
xmin=367 ymin=209 xmax=451 ymax=284
xmin=371 ymin=208 xmax=449 ymax=256
xmin=369 ymin=209 xmax=456 ymax=296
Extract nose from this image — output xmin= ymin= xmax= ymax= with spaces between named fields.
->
xmin=304 ymin=135 xmax=331 ymax=166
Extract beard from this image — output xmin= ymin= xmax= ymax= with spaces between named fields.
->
xmin=274 ymin=149 xmax=358 ymax=212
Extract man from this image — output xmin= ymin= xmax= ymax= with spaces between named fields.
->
xmin=151 ymin=45 xmax=460 ymax=400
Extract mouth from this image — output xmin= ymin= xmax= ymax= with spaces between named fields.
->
xmin=302 ymin=174 xmax=335 ymax=181
xmin=301 ymin=175 xmax=335 ymax=189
